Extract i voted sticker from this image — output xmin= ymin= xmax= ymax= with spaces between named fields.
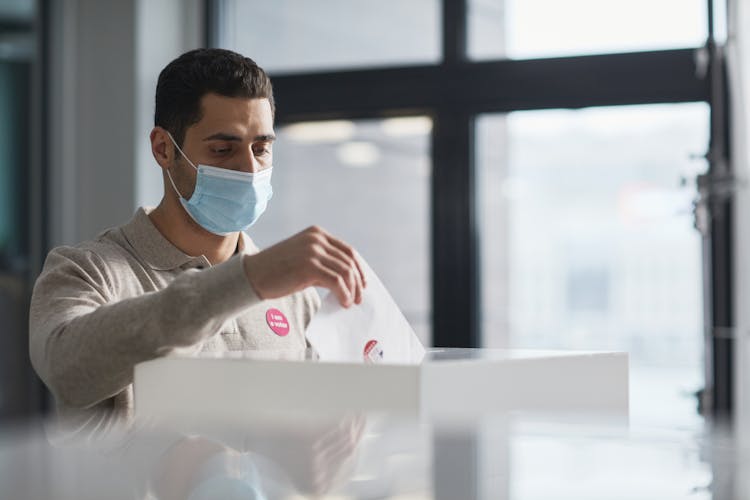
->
xmin=363 ymin=339 xmax=383 ymax=363
xmin=265 ymin=308 xmax=290 ymax=337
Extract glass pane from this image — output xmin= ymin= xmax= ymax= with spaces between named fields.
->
xmin=218 ymin=0 xmax=440 ymax=74
xmin=478 ymin=104 xmax=709 ymax=427
xmin=250 ymin=117 xmax=433 ymax=345
xmin=469 ymin=0 xmax=707 ymax=60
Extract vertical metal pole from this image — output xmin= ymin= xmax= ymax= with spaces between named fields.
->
xmin=432 ymin=110 xmax=479 ymax=348
xmin=443 ymin=0 xmax=468 ymax=66
xmin=703 ymin=0 xmax=734 ymax=419
xmin=432 ymin=0 xmax=481 ymax=495
xmin=203 ymin=0 xmax=222 ymax=48
xmin=432 ymin=0 xmax=478 ymax=349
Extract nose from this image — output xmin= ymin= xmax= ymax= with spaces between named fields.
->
xmin=239 ymin=145 xmax=262 ymax=174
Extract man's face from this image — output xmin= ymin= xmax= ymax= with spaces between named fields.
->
xmin=171 ymin=93 xmax=275 ymax=199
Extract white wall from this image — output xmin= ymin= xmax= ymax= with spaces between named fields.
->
xmin=47 ymin=0 xmax=203 ymax=247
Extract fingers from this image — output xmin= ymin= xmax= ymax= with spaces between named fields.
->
xmin=324 ymin=244 xmax=364 ymax=304
xmin=312 ymin=258 xmax=353 ymax=307
xmin=245 ymin=224 xmax=366 ymax=306
xmin=325 ymin=233 xmax=367 ymax=289
xmin=305 ymin=227 xmax=365 ymax=306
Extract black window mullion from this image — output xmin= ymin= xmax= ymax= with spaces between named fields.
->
xmin=431 ymin=110 xmax=478 ymax=348
xmin=705 ymin=0 xmax=734 ymax=417
xmin=442 ymin=0 xmax=468 ymax=65
xmin=204 ymin=0 xmax=223 ymax=48
xmin=270 ymin=50 xmax=707 ymax=123
xmin=431 ymin=0 xmax=477 ymax=348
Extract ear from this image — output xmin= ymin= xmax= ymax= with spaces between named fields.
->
xmin=150 ymin=127 xmax=174 ymax=170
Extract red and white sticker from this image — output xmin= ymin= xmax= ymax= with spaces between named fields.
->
xmin=363 ymin=339 xmax=383 ymax=363
xmin=265 ymin=308 xmax=290 ymax=337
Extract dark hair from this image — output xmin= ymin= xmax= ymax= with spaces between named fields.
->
xmin=154 ymin=48 xmax=274 ymax=147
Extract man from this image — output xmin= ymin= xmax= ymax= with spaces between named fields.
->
xmin=29 ymin=48 xmax=365 ymax=428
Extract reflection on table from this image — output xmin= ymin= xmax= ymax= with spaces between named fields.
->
xmin=0 ymin=410 xmax=740 ymax=499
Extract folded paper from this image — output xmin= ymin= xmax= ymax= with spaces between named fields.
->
xmin=305 ymin=255 xmax=425 ymax=364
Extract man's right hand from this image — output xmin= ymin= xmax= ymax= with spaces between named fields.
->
xmin=242 ymin=226 xmax=367 ymax=307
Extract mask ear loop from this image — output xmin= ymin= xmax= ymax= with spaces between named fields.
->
xmin=165 ymin=131 xmax=198 ymax=200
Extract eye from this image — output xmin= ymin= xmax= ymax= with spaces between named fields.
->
xmin=211 ymin=145 xmax=232 ymax=154
xmin=253 ymin=144 xmax=272 ymax=156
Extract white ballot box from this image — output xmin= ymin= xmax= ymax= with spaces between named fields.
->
xmin=134 ymin=348 xmax=628 ymax=422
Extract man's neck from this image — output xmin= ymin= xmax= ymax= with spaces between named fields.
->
xmin=148 ymin=197 xmax=240 ymax=265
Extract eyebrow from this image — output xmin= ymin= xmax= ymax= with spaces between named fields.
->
xmin=202 ymin=132 xmax=276 ymax=142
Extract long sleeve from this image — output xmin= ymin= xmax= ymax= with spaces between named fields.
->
xmin=29 ymin=246 xmax=260 ymax=409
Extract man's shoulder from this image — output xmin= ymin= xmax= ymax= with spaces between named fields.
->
xmin=44 ymin=224 xmax=134 ymax=273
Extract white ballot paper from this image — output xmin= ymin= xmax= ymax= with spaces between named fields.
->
xmin=305 ymin=256 xmax=426 ymax=364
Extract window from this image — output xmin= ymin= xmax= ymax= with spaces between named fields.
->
xmin=468 ymin=0 xmax=707 ymax=60
xmin=216 ymin=0 xmax=441 ymax=74
xmin=478 ymin=104 xmax=709 ymax=426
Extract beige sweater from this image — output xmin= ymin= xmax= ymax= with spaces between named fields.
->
xmin=29 ymin=207 xmax=320 ymax=430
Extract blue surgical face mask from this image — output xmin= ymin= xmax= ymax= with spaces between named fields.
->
xmin=166 ymin=132 xmax=273 ymax=236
